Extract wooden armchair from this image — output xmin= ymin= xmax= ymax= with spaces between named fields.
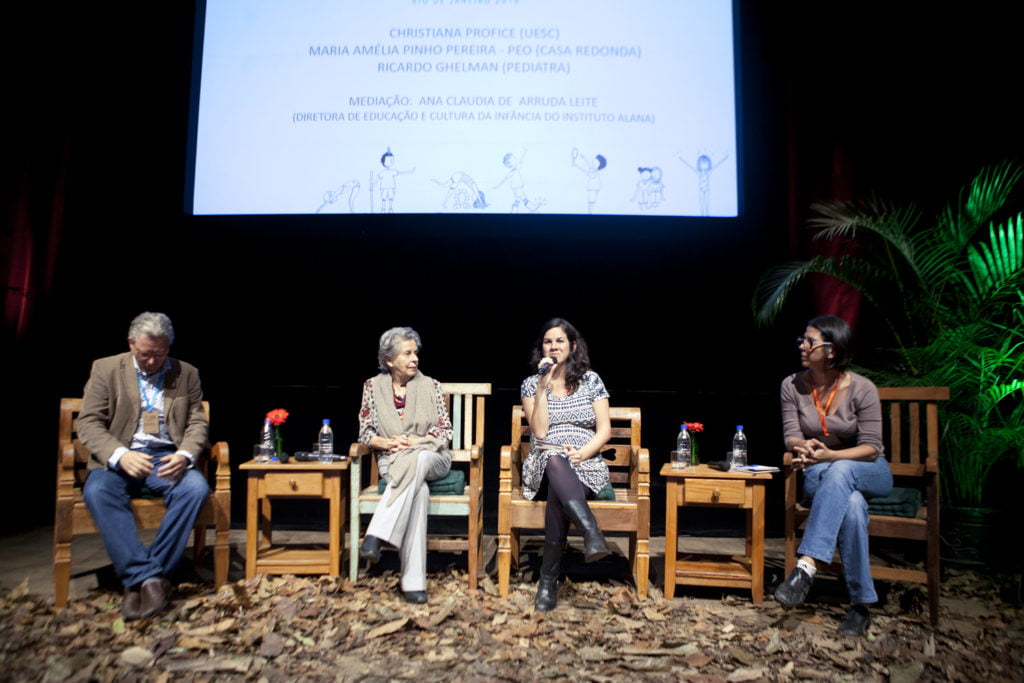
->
xmin=348 ymin=382 xmax=491 ymax=590
xmin=498 ymin=405 xmax=651 ymax=598
xmin=784 ymin=386 xmax=949 ymax=625
xmin=53 ymin=398 xmax=231 ymax=607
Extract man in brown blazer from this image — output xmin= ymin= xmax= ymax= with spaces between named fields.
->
xmin=78 ymin=312 xmax=210 ymax=620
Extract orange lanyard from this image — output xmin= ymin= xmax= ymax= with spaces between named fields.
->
xmin=811 ymin=372 xmax=842 ymax=437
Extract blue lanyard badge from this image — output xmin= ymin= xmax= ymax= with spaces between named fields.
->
xmin=137 ymin=371 xmax=164 ymax=413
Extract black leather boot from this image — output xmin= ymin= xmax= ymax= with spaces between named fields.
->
xmin=535 ymin=541 xmax=563 ymax=612
xmin=564 ymin=498 xmax=611 ymax=562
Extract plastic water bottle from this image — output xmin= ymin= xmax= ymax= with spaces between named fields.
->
xmin=673 ymin=424 xmax=691 ymax=469
xmin=731 ymin=425 xmax=748 ymax=467
xmin=318 ymin=419 xmax=334 ymax=462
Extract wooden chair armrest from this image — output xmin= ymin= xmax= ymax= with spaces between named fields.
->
xmin=783 ymin=451 xmax=794 ymax=466
xmin=469 ymin=443 xmax=482 ymax=462
xmin=209 ymin=441 xmax=230 ymax=474
xmin=58 ymin=442 xmax=77 ymax=475
xmin=634 ymin=446 xmax=650 ymax=473
xmin=499 ymin=444 xmax=513 ymax=474
xmin=349 ymin=441 xmax=371 ymax=460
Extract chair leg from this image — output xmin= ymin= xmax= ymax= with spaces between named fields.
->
xmin=510 ymin=530 xmax=520 ymax=571
xmin=468 ymin=514 xmax=479 ymax=592
xmin=193 ymin=524 xmax=207 ymax=566
xmin=214 ymin=528 xmax=230 ymax=589
xmin=54 ymin=542 xmax=71 ymax=608
xmin=784 ymin=516 xmax=798 ymax=576
xmin=927 ymin=517 xmax=941 ymax=626
xmin=497 ymin=533 xmax=511 ymax=596
xmin=53 ymin=505 xmax=73 ymax=608
xmin=635 ymin=537 xmax=650 ymax=600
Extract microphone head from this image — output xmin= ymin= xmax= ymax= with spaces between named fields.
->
xmin=538 ymin=355 xmax=557 ymax=376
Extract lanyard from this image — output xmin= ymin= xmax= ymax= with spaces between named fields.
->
xmin=811 ymin=371 xmax=842 ymax=437
xmin=137 ymin=370 xmax=164 ymax=412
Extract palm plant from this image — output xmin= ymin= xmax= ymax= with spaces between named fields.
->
xmin=754 ymin=162 xmax=1024 ymax=506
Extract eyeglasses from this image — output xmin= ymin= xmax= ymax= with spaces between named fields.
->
xmin=796 ymin=336 xmax=831 ymax=349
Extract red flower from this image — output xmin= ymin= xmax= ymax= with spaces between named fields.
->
xmin=266 ymin=409 xmax=289 ymax=426
xmin=684 ymin=422 xmax=705 ymax=433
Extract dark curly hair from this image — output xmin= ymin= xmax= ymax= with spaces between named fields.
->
xmin=529 ymin=317 xmax=592 ymax=394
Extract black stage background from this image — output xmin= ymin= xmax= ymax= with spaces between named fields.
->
xmin=4 ymin=2 xmax=1022 ymax=539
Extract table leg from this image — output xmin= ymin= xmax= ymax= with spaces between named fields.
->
xmin=750 ymin=483 xmax=765 ymax=604
xmin=664 ymin=479 xmax=678 ymax=599
xmin=327 ymin=472 xmax=340 ymax=576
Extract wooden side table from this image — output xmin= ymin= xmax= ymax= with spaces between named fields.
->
xmin=240 ymin=458 xmax=350 ymax=578
xmin=661 ymin=463 xmax=773 ymax=604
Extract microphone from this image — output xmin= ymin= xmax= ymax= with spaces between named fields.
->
xmin=538 ymin=355 xmax=557 ymax=376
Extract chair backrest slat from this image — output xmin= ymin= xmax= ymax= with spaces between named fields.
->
xmin=875 ymin=387 xmax=949 ymax=471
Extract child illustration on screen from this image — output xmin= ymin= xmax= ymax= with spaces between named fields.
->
xmin=316 ymin=179 xmax=361 ymax=214
xmin=571 ymin=149 xmax=606 ymax=214
xmin=631 ymin=166 xmax=664 ymax=209
xmin=432 ymin=171 xmax=487 ymax=210
xmin=677 ymin=151 xmax=729 ymax=217
xmin=494 ymin=150 xmax=535 ymax=213
xmin=372 ymin=148 xmax=415 ymax=213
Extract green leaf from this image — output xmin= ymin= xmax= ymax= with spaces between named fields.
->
xmin=964 ymin=214 xmax=1024 ymax=306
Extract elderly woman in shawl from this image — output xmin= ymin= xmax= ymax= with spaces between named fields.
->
xmin=357 ymin=327 xmax=452 ymax=603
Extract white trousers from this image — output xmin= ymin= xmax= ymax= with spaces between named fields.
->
xmin=366 ymin=449 xmax=450 ymax=591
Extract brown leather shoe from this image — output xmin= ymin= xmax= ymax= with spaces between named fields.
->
xmin=138 ymin=578 xmax=170 ymax=619
xmin=122 ymin=588 xmax=142 ymax=621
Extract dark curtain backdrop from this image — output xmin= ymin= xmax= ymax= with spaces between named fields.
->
xmin=4 ymin=2 xmax=1021 ymax=536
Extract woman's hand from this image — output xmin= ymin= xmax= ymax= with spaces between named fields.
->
xmin=535 ymin=357 xmax=557 ymax=388
xmin=793 ymin=438 xmax=836 ymax=468
xmin=790 ymin=440 xmax=817 ymax=470
xmin=564 ymin=445 xmax=585 ymax=466
xmin=390 ymin=435 xmax=416 ymax=452
xmin=807 ymin=438 xmax=839 ymax=463
xmin=373 ymin=434 xmax=415 ymax=452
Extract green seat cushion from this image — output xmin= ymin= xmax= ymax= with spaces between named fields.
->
xmin=376 ymin=468 xmax=465 ymax=495
xmin=866 ymin=486 xmax=921 ymax=518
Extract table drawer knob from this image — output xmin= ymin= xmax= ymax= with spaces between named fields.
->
xmin=289 ymin=479 xmax=298 ymax=490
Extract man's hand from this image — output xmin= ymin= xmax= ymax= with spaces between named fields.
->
xmin=156 ymin=452 xmax=189 ymax=481
xmin=119 ymin=451 xmax=155 ymax=479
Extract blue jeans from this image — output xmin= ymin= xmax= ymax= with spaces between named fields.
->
xmin=82 ymin=454 xmax=210 ymax=588
xmin=799 ymin=458 xmax=893 ymax=604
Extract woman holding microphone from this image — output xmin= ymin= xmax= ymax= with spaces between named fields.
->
xmin=519 ymin=318 xmax=612 ymax=611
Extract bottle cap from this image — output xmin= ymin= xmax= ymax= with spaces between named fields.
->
xmin=680 ymin=424 xmax=688 ymax=430
xmin=323 ymin=419 xmax=330 ymax=425
xmin=736 ymin=425 xmax=744 ymax=431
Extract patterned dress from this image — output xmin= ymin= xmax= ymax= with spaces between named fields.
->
xmin=520 ymin=370 xmax=611 ymax=500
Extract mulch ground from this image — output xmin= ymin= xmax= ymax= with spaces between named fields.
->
xmin=1 ymin=563 xmax=1021 ymax=682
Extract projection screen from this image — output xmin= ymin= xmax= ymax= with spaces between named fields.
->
xmin=187 ymin=0 xmax=739 ymax=217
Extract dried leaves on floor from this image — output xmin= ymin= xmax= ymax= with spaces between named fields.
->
xmin=0 ymin=567 xmax=1021 ymax=682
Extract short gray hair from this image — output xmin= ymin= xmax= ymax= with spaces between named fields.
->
xmin=377 ymin=326 xmax=421 ymax=372
xmin=128 ymin=312 xmax=175 ymax=344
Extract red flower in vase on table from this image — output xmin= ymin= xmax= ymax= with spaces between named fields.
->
xmin=679 ymin=421 xmax=705 ymax=465
xmin=265 ymin=409 xmax=289 ymax=457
